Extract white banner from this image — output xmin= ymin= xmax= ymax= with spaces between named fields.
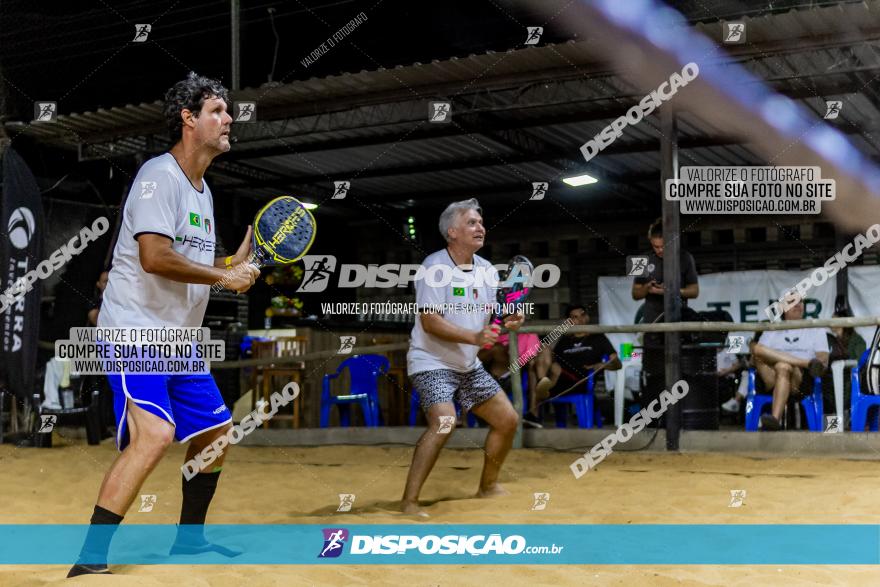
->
xmin=597 ymin=268 xmax=873 ymax=393
xmin=843 ymin=266 xmax=880 ymax=344
xmin=598 ymin=267 xmax=880 ymax=347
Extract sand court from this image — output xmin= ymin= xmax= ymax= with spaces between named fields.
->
xmin=3 ymin=438 xmax=880 ymax=585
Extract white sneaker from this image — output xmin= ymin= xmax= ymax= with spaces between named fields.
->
xmin=721 ymin=397 xmax=741 ymax=414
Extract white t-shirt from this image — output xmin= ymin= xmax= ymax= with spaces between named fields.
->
xmin=100 ymin=153 xmax=216 ymax=328
xmin=407 ymin=250 xmax=498 ymax=375
xmin=759 ymin=328 xmax=829 ymax=361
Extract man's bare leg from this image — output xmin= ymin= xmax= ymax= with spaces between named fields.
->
xmin=535 ymin=362 xmax=563 ymax=404
xmin=752 ymin=343 xmax=810 ymax=369
xmin=172 ymin=423 xmax=238 ymax=556
xmin=401 ymin=403 xmax=456 ymax=516
xmin=789 ymin=366 xmax=803 ymax=410
xmin=754 ymin=342 xmax=809 ymax=421
xmin=770 ymin=362 xmax=795 ymax=420
xmin=755 ymin=361 xmax=777 ymax=396
xmin=528 ymin=364 xmax=537 ymax=392
xmin=97 ymin=399 xmax=175 ymax=514
xmin=69 ymin=400 xmax=174 ymax=576
xmin=469 ymin=392 xmax=518 ymax=497
xmin=547 ymin=363 xmax=563 ymax=388
xmin=535 ymin=347 xmax=552 ymax=380
xmin=533 ymin=349 xmax=554 ymax=410
xmin=525 ymin=362 xmax=537 ymax=411
xmin=185 ymin=423 xmax=232 ymax=472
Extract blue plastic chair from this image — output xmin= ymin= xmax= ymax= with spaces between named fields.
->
xmin=850 ymin=349 xmax=880 ymax=431
xmin=321 ymin=354 xmax=389 ymax=427
xmin=409 ymin=388 xmax=420 ymax=426
xmin=546 ymin=369 xmax=603 ymax=429
xmin=744 ymin=367 xmax=823 ymax=431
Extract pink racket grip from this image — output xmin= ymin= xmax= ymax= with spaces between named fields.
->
xmin=482 ymin=323 xmax=502 ymax=350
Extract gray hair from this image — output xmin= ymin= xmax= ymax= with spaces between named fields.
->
xmin=439 ymin=198 xmax=482 ymax=242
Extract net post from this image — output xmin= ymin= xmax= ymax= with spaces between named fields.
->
xmin=509 ymin=333 xmax=523 ymax=449
xmin=661 ymin=108 xmax=682 ymax=451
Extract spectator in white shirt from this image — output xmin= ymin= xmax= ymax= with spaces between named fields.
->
xmin=750 ymin=292 xmax=829 ymax=431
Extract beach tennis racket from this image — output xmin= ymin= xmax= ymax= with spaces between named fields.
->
xmin=250 ymin=196 xmax=317 ymax=268
xmin=483 ymin=255 xmax=534 ymax=349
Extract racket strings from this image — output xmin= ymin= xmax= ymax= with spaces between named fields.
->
xmin=252 ymin=196 xmax=316 ymax=266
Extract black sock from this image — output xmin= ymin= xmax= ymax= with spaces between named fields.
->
xmin=76 ymin=505 xmax=124 ymax=565
xmin=179 ymin=470 xmax=221 ymax=527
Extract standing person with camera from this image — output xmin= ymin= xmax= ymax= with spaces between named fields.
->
xmin=631 ymin=218 xmax=700 ymax=413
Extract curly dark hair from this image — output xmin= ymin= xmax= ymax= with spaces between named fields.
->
xmin=163 ymin=72 xmax=229 ymax=142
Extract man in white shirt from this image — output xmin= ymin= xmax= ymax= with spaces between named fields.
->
xmin=401 ymin=198 xmax=522 ymax=517
xmin=751 ymin=292 xmax=829 ymax=430
xmin=69 ymin=73 xmax=260 ymax=577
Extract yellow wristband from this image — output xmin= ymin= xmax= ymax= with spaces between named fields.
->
xmin=225 ymin=255 xmax=234 ymax=269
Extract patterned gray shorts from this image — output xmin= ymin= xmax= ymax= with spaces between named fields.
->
xmin=411 ymin=366 xmax=501 ymax=412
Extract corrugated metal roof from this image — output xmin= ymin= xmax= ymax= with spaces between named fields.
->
xmin=8 ymin=2 xmax=869 ymax=142
xmin=7 ymin=1 xmax=880 ymax=213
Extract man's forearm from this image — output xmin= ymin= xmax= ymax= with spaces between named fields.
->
xmin=146 ymin=249 xmax=226 ymax=285
xmin=632 ymin=283 xmax=648 ymax=300
xmin=585 ymin=355 xmax=621 ymax=372
xmin=680 ymin=283 xmax=699 ymax=299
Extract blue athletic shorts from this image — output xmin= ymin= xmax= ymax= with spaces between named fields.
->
xmin=107 ymin=372 xmax=232 ymax=451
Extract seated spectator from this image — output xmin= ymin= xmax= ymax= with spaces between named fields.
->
xmin=829 ymin=307 xmax=867 ymax=362
xmin=478 ymin=332 xmax=542 ymax=387
xmin=478 ymin=330 xmax=543 ymax=426
xmin=828 ymin=306 xmax=867 ymax=407
xmin=751 ymin=292 xmax=829 ymax=431
xmin=534 ymin=304 xmax=622 ymax=406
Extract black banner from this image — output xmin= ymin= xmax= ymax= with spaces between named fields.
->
xmin=0 ymin=147 xmax=44 ymax=399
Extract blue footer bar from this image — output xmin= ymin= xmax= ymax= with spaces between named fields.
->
xmin=1 ymin=524 xmax=878 ymax=565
